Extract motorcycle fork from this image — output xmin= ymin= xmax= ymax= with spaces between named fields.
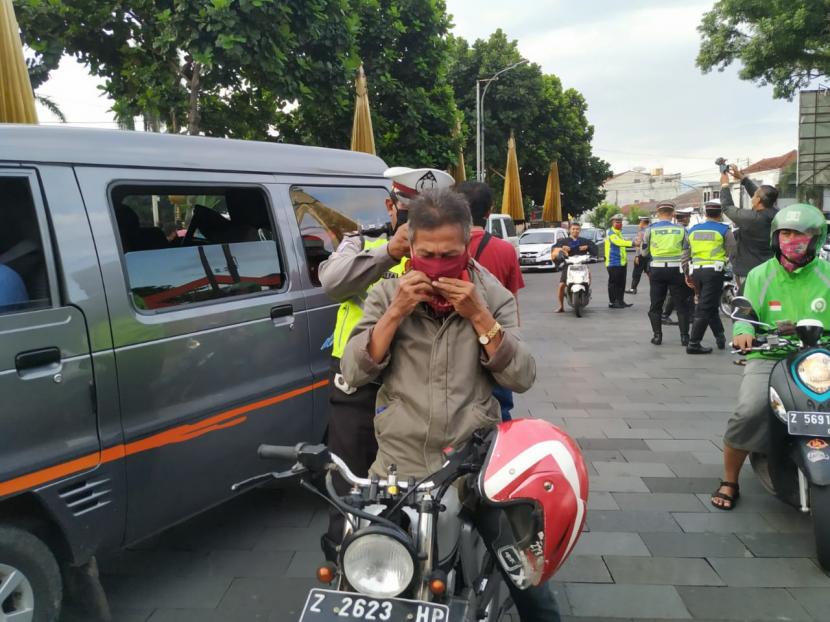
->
xmin=798 ymin=468 xmax=810 ymax=513
xmin=416 ymin=492 xmax=436 ymax=601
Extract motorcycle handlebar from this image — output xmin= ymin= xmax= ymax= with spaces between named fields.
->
xmin=258 ymin=443 xmax=302 ymax=461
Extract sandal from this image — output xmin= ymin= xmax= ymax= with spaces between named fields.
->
xmin=711 ymin=480 xmax=740 ymax=510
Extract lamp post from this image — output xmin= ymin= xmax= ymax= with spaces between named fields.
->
xmin=475 ymin=59 xmax=528 ymax=181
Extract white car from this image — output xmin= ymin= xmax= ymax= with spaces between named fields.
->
xmin=518 ymin=227 xmax=568 ymax=271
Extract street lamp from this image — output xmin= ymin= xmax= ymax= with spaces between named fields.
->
xmin=475 ymin=59 xmax=529 ymax=182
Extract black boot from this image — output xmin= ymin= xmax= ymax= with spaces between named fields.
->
xmin=686 ymin=342 xmax=713 ymax=354
xmin=678 ymin=313 xmax=691 ymax=347
xmin=687 ymin=318 xmax=710 ymax=353
xmin=649 ymin=313 xmax=662 ymax=345
xmin=715 ymin=333 xmax=726 ymax=350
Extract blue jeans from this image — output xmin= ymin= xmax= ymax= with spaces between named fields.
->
xmin=492 ymin=385 xmax=514 ymax=421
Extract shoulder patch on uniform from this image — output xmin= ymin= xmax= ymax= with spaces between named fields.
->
xmin=382 ymin=271 xmax=401 ymax=279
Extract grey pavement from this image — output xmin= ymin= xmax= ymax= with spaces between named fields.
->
xmin=66 ymin=266 xmax=830 ymax=621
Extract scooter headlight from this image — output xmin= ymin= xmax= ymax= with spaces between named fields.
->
xmin=796 ymin=352 xmax=830 ymax=395
xmin=341 ymin=528 xmax=415 ymax=598
xmin=769 ymin=386 xmax=788 ymax=422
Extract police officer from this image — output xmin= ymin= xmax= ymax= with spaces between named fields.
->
xmin=318 ymin=166 xmax=455 ymax=558
xmin=683 ymin=199 xmax=737 ymax=353
xmin=626 ymin=215 xmax=651 ymax=294
xmin=640 ymin=202 xmax=692 ymax=345
xmin=605 ymin=213 xmax=633 ymax=308
xmin=661 ymin=207 xmax=695 ymax=324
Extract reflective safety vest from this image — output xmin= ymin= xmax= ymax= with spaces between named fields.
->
xmin=332 ymin=238 xmax=407 ymax=359
xmin=649 ymin=221 xmax=685 ymax=262
xmin=604 ymin=228 xmax=631 ymax=267
xmin=688 ymin=221 xmax=729 ymax=266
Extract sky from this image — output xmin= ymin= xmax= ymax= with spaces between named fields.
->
xmin=33 ymin=0 xmax=803 ymax=181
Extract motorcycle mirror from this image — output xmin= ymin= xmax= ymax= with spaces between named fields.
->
xmin=796 ymin=319 xmax=824 ymax=348
xmin=730 ymin=297 xmax=761 ymax=322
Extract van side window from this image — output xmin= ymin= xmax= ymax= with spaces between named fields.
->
xmin=504 ymin=219 xmax=517 ymax=238
xmin=0 ymin=178 xmax=50 ymax=315
xmin=290 ymin=186 xmax=390 ymax=286
xmin=110 ymin=186 xmax=285 ymax=311
xmin=491 ymin=221 xmax=505 ymax=239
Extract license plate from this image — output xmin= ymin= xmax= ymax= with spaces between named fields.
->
xmin=299 ymin=588 xmax=449 ymax=622
xmin=787 ymin=411 xmax=830 ymax=437
xmin=520 ymin=258 xmax=534 ymax=265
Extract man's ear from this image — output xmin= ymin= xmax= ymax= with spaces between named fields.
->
xmin=385 ymin=197 xmax=395 ymax=217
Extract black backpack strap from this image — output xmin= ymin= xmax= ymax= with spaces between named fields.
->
xmin=474 ymin=231 xmax=493 ymax=261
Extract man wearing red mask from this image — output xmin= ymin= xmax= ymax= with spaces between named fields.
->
xmin=341 ymin=188 xmax=558 ymax=621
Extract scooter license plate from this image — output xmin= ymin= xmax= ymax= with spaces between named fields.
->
xmin=299 ymin=588 xmax=449 ymax=622
xmin=787 ymin=411 xmax=830 ymax=437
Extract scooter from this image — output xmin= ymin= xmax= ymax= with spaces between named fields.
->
xmin=730 ymin=297 xmax=830 ymax=569
xmin=563 ymin=254 xmax=593 ymax=318
xmin=232 ymin=430 xmax=508 ymax=621
xmin=720 ymin=266 xmax=737 ymax=317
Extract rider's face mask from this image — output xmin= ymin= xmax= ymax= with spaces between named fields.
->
xmin=778 ymin=231 xmax=813 ymax=272
xmin=612 ymin=221 xmax=622 ymax=231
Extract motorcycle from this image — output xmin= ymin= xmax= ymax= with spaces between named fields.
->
xmin=730 ymin=297 xmax=830 ymax=569
xmin=820 ymin=242 xmax=830 ymax=263
xmin=720 ymin=266 xmax=737 ymax=317
xmin=231 ymin=430 xmax=510 ymax=622
xmin=562 ymin=254 xmax=593 ymax=318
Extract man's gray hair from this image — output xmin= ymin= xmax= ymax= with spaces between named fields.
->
xmin=408 ymin=188 xmax=472 ymax=243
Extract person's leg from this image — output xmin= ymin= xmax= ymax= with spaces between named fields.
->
xmin=324 ymin=359 xmax=378 ymax=559
xmin=713 ymin=359 xmax=776 ymax=508
xmin=708 ymin=272 xmax=726 ymax=348
xmin=616 ymin=265 xmax=629 ymax=304
xmin=687 ymin=271 xmax=714 ymax=353
xmin=669 ymin=272 xmax=692 ymax=345
xmin=492 ymin=385 xmax=514 ymax=421
xmin=628 ymin=260 xmax=643 ymax=293
xmin=606 ymin=266 xmax=615 ymax=306
xmin=557 ymin=266 xmax=568 ymax=312
xmin=648 ymin=269 xmax=668 ymax=343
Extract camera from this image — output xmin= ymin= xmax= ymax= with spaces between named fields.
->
xmin=359 ymin=222 xmax=394 ymax=238
xmin=715 ymin=157 xmax=729 ymax=174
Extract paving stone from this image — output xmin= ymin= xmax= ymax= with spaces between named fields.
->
xmin=707 ymin=558 xmax=830 ymax=587
xmin=586 ymin=510 xmax=681 ymax=533
xmin=594 ymin=461 xmax=676 ymax=478
xmin=643 ymin=477 xmax=721 ymax=494
xmin=737 ymin=532 xmax=817 ymax=557
xmin=619 ymin=450 xmax=699 ymax=464
xmin=787 ymin=587 xmax=830 ymax=621
xmin=203 ymin=550 xmax=294 ymax=579
xmin=588 ymin=475 xmax=649 ymax=493
xmin=604 ymin=556 xmax=724 ymax=586
xmin=566 ymin=584 xmax=691 ymax=619
xmin=667 ymin=463 xmax=725 ymax=478
xmin=645 ymin=439 xmax=720 ymax=452
xmin=578 ymin=438 xmax=650 ymax=450
xmin=554 ymin=556 xmax=613 ymax=583
xmin=283 ymin=551 xmax=324 ymax=578
xmin=612 ymin=493 xmax=708 ymax=512
xmin=219 ymin=577 xmax=316 ymax=617
xmin=102 ymin=572 xmax=234 ymax=610
xmin=603 ymin=428 xmax=673 ymax=439
xmin=640 ymin=532 xmax=752 ymax=558
xmin=587 ymin=491 xmax=621 ymax=510
xmin=692 ymin=451 xmax=726 ymax=464
xmin=677 ymin=586 xmax=811 ymax=620
xmin=148 ymin=609 xmax=269 ymax=622
xmin=695 ymin=492 xmax=793 ymax=514
xmin=672 ymin=512 xmax=777 ymax=533
xmin=253 ymin=526 xmax=323 ymax=552
xmin=571 ymin=532 xmax=651 ymax=557
xmin=582 ymin=449 xmax=626 ymax=463
xmin=762 ymin=511 xmax=814 ymax=533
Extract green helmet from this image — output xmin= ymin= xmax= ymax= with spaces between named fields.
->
xmin=770 ymin=203 xmax=827 ymax=258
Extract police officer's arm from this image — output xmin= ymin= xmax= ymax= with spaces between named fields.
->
xmin=638 ymin=229 xmax=652 ymax=260
xmin=681 ymin=231 xmax=692 ymax=276
xmin=318 ymin=234 xmax=399 ymax=302
xmin=611 ymin=230 xmax=633 ymax=248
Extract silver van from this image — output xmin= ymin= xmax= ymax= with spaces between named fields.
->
xmin=485 ymin=214 xmax=518 ymax=248
xmin=0 ymin=126 xmax=391 ymax=620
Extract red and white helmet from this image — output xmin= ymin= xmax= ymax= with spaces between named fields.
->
xmin=476 ymin=419 xmax=589 ymax=589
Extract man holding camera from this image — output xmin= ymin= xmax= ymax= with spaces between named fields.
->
xmin=317 ymin=166 xmax=454 ymax=558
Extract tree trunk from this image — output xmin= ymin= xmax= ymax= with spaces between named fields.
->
xmin=187 ymin=61 xmax=202 ymax=136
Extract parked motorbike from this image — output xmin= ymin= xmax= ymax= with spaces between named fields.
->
xmin=720 ymin=266 xmax=737 ymax=317
xmin=232 ymin=420 xmax=588 ymax=622
xmin=820 ymin=242 xmax=830 ymax=263
xmin=730 ymin=297 xmax=830 ymax=568
xmin=562 ymin=254 xmax=593 ymax=318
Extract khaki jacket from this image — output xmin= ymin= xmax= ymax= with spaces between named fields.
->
xmin=340 ymin=262 xmax=536 ymax=479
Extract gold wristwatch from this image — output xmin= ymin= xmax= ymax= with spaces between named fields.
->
xmin=478 ymin=321 xmax=502 ymax=345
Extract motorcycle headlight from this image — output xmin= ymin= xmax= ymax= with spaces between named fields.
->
xmin=341 ymin=528 xmax=415 ymax=598
xmin=796 ymin=352 xmax=830 ymax=395
xmin=769 ymin=386 xmax=787 ymax=422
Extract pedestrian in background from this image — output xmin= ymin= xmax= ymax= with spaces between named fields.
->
xmin=456 ymin=181 xmax=525 ymax=420
xmin=604 ymin=213 xmax=633 ymax=309
xmin=626 ymin=215 xmax=651 ymax=295
xmin=721 ymin=164 xmax=778 ymax=292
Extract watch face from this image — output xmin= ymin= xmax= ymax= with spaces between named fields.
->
xmin=478 ymin=335 xmax=489 ymax=345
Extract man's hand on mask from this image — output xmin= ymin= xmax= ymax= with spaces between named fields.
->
xmin=387 ymin=223 xmax=410 ymax=260
xmin=390 ymin=270 xmax=434 ymax=318
xmin=432 ymin=277 xmax=487 ymax=320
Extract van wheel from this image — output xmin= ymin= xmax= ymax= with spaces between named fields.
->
xmin=0 ymin=526 xmax=62 ymax=622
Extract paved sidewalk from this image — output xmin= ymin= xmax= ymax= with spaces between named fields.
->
xmin=72 ymin=266 xmax=830 ymax=621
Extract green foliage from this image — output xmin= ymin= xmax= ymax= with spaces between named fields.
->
xmin=17 ymin=0 xmax=358 ymax=136
xmin=626 ymin=205 xmax=645 ymax=222
xmin=447 ymin=30 xmax=611 ymax=216
xmin=280 ymin=0 xmax=461 ymax=167
xmin=586 ymin=203 xmax=618 ymax=230
xmin=697 ymin=0 xmax=830 ymax=100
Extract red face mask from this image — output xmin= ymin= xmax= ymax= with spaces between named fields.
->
xmin=779 ymin=233 xmax=813 ymax=272
xmin=409 ymin=251 xmax=470 ymax=315
xmin=612 ymin=222 xmax=622 ymax=231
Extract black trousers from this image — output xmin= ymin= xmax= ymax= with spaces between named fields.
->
xmin=648 ymin=267 xmax=692 ymax=335
xmin=325 ymin=357 xmax=379 ymax=550
xmin=691 ymin=269 xmax=725 ymax=342
xmin=607 ymin=265 xmax=627 ymax=304
xmin=630 ymin=257 xmax=646 ymax=289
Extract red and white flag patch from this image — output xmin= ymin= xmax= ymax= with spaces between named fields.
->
xmin=769 ymin=301 xmax=782 ymax=312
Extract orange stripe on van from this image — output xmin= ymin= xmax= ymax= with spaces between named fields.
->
xmin=0 ymin=379 xmax=329 ymax=498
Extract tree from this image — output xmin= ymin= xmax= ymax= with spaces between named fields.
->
xmin=627 ymin=205 xmax=645 ymax=222
xmin=17 ymin=0 xmax=358 ymax=136
xmin=447 ymin=30 xmax=610 ymax=216
xmin=280 ymin=0 xmax=461 ymax=167
xmin=697 ymin=0 xmax=830 ymax=100
xmin=585 ymin=203 xmax=617 ymax=229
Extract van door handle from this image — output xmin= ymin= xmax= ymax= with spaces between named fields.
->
xmin=16 ymin=347 xmax=62 ymax=378
xmin=270 ymin=304 xmax=295 ymax=330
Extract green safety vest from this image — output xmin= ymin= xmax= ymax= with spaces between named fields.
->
xmin=688 ymin=221 xmax=729 ymax=266
xmin=332 ymin=238 xmax=406 ymax=359
xmin=649 ymin=222 xmax=685 ymax=262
